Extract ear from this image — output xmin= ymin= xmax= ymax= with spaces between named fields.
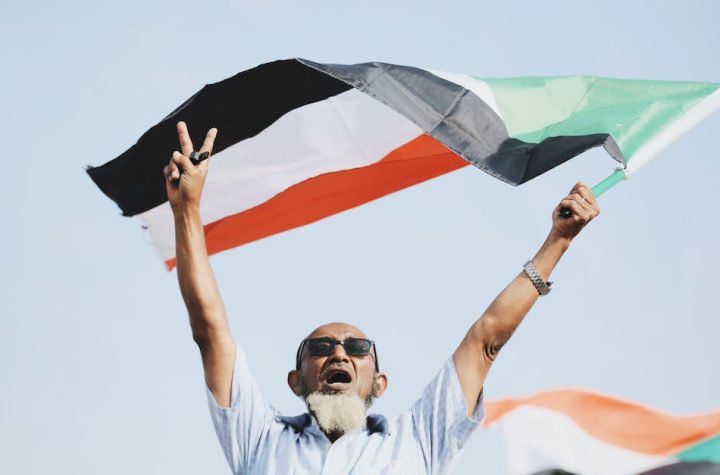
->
xmin=287 ymin=370 xmax=302 ymax=396
xmin=372 ymin=371 xmax=389 ymax=398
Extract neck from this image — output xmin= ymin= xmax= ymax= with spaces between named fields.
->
xmin=323 ymin=427 xmax=345 ymax=442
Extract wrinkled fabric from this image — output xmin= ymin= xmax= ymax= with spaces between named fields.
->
xmin=206 ymin=344 xmax=484 ymax=474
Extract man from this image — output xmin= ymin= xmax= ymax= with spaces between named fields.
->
xmin=164 ymin=121 xmax=600 ymax=474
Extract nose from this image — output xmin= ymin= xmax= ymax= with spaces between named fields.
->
xmin=328 ymin=342 xmax=350 ymax=363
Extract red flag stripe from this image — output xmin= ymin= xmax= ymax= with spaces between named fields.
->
xmin=485 ymin=388 xmax=720 ymax=456
xmin=165 ymin=134 xmax=468 ymax=270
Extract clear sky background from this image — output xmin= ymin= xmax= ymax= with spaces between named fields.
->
xmin=2 ymin=1 xmax=719 ymax=474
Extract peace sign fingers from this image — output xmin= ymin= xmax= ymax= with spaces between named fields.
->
xmin=165 ymin=122 xmax=218 ymax=211
xmin=176 ymin=121 xmax=194 ymax=157
xmin=200 ymin=127 xmax=218 ymax=155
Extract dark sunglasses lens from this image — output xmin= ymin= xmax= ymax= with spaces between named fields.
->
xmin=344 ymin=339 xmax=372 ymax=356
xmin=307 ymin=339 xmax=335 ymax=356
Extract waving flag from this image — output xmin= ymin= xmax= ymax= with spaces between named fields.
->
xmin=485 ymin=388 xmax=720 ymax=475
xmin=87 ymin=59 xmax=720 ymax=269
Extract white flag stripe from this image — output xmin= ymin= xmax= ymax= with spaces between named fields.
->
xmin=499 ymin=406 xmax=668 ymax=475
xmin=139 ymin=88 xmax=423 ymax=260
xmin=626 ymin=87 xmax=720 ymax=176
xmin=426 ymin=70 xmax=503 ymax=119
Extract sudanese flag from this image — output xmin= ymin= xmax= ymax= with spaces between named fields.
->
xmin=87 ymin=59 xmax=720 ymax=269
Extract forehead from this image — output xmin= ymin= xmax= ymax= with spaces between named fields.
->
xmin=307 ymin=322 xmax=368 ymax=340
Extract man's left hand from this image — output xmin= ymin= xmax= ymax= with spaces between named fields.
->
xmin=550 ymin=182 xmax=600 ymax=241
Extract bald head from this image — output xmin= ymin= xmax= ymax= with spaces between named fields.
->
xmin=306 ymin=322 xmax=369 ymax=341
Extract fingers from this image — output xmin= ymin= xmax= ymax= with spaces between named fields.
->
xmin=567 ymin=182 xmax=600 ymax=214
xmin=176 ymin=121 xmax=194 ymax=156
xmin=171 ymin=151 xmax=195 ymax=174
xmin=572 ymin=182 xmax=598 ymax=206
xmin=164 ymin=152 xmax=192 ymax=182
xmin=557 ymin=193 xmax=599 ymax=224
xmin=557 ymin=198 xmax=590 ymax=222
xmin=171 ymin=123 xmax=216 ymax=177
xmin=200 ymin=127 xmax=218 ymax=154
xmin=569 ymin=182 xmax=600 ymax=210
xmin=569 ymin=192 xmax=590 ymax=213
xmin=555 ymin=198 xmax=585 ymax=221
xmin=163 ymin=161 xmax=180 ymax=181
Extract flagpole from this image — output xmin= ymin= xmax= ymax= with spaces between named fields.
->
xmin=591 ymin=168 xmax=627 ymax=197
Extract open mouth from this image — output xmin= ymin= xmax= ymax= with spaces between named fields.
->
xmin=325 ymin=369 xmax=352 ymax=385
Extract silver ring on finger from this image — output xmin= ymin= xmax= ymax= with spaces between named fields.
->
xmin=578 ymin=196 xmax=586 ymax=206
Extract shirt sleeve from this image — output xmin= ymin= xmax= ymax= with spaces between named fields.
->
xmin=410 ymin=356 xmax=484 ymax=474
xmin=206 ymin=342 xmax=274 ymax=474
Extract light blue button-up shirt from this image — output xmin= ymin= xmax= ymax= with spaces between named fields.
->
xmin=207 ymin=344 xmax=484 ymax=474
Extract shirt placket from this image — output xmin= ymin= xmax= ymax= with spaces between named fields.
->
xmin=321 ymin=438 xmax=348 ymax=475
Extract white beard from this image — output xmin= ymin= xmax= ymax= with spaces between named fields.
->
xmin=305 ymin=392 xmax=367 ymax=435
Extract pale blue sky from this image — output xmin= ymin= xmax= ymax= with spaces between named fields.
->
xmin=2 ymin=1 xmax=719 ymax=473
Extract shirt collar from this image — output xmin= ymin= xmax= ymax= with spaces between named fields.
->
xmin=276 ymin=413 xmax=389 ymax=435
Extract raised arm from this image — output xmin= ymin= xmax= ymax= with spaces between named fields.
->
xmin=453 ymin=183 xmax=600 ymax=415
xmin=164 ymin=121 xmax=235 ymax=407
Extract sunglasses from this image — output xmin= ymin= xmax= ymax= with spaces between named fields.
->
xmin=296 ymin=337 xmax=379 ymax=372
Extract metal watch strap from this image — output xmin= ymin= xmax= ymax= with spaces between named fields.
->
xmin=523 ymin=260 xmax=552 ymax=296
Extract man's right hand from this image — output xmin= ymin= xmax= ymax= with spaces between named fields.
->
xmin=163 ymin=121 xmax=218 ymax=212
xmin=165 ymin=121 xmax=234 ymax=407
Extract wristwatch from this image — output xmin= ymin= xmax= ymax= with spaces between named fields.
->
xmin=523 ymin=260 xmax=552 ymax=296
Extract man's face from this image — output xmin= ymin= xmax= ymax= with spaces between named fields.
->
xmin=288 ymin=322 xmax=387 ymax=403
